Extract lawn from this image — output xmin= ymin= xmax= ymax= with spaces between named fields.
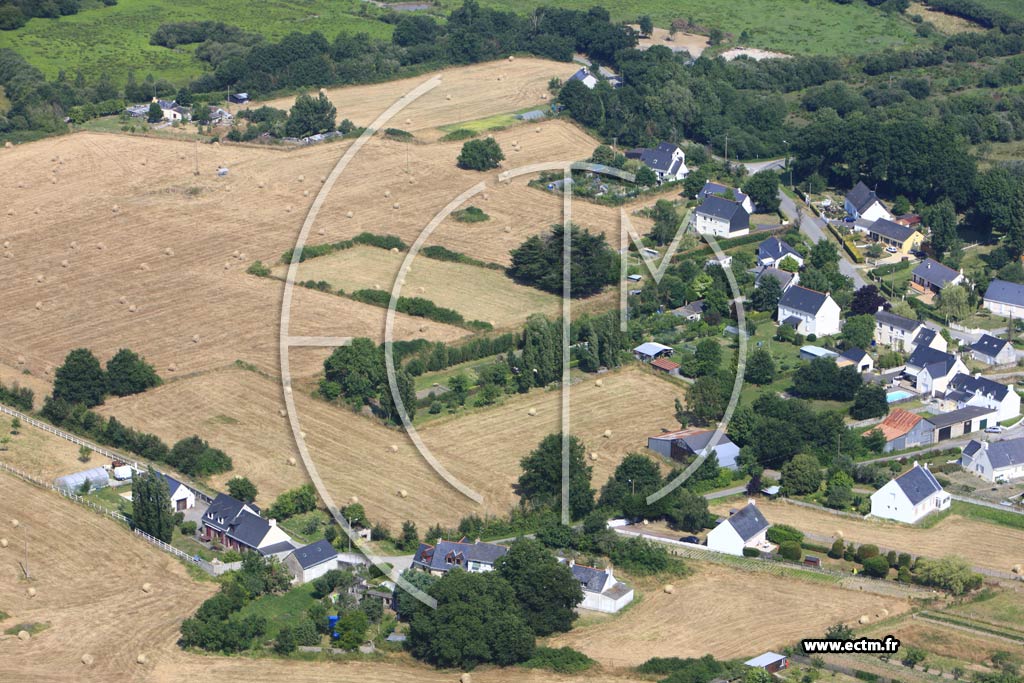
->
xmin=438 ymin=110 xmax=532 ymax=134
xmin=237 ymin=581 xmax=320 ymax=640
xmin=0 ymin=0 xmax=393 ymax=84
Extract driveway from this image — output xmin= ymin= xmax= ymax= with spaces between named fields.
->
xmin=777 ymin=190 xmax=867 ymax=289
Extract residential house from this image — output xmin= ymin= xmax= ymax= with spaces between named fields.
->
xmin=757 ymin=236 xmax=804 ymax=268
xmin=844 ymin=181 xmax=892 ymax=222
xmin=745 ymin=653 xmax=789 ymax=674
xmin=874 ymin=310 xmax=947 ymax=353
xmin=941 ymin=373 xmax=1021 ymax=423
xmin=633 ymin=341 xmax=674 ymax=362
xmin=911 ymin=258 xmax=964 ymax=295
xmin=874 ymin=409 xmax=934 ymax=453
xmin=697 ymin=181 xmax=754 ymax=214
xmin=228 ymin=92 xmax=250 ymax=104
xmin=927 ymin=406 xmax=995 ymax=442
xmin=200 ymin=493 xmax=292 ymax=553
xmin=867 ymin=218 xmax=923 ymax=255
xmin=706 ymin=501 xmax=771 ymax=556
xmin=870 ymin=462 xmax=950 ymax=524
xmin=155 ymin=98 xmax=190 ymax=122
xmin=411 ymin=538 xmax=509 ymax=576
xmin=568 ymin=67 xmax=599 ymax=89
xmin=755 ymin=266 xmax=798 ymax=292
xmin=970 ymin=334 xmax=1016 ymax=366
xmin=647 ymin=427 xmax=740 ymax=470
xmin=777 ymin=286 xmax=841 ymax=337
xmin=285 ymin=539 xmax=339 ymax=584
xmin=911 ymin=327 xmax=947 ymax=354
xmin=903 ymin=346 xmax=968 ymax=396
xmin=207 ymin=106 xmax=233 ymax=124
xmin=670 ymin=300 xmax=704 ymax=321
xmin=692 ymin=195 xmax=750 ymax=238
xmin=561 ymin=559 xmax=634 ymax=613
xmin=837 ymin=347 xmax=873 ymax=373
xmin=961 ymin=438 xmax=1024 ymax=483
xmin=161 ymin=473 xmax=196 ymax=512
xmin=626 ymin=142 xmax=689 ymax=183
xmin=983 ymin=279 xmax=1024 ymax=319
xmin=125 ymin=104 xmax=150 ymax=118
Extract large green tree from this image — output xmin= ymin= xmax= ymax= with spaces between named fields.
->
xmin=841 ymin=314 xmax=875 ymax=350
xmin=742 ymin=170 xmax=781 ymax=213
xmin=285 ymin=92 xmax=336 ymax=138
xmin=780 ymin=453 xmax=823 ymax=495
xmin=922 ymin=198 xmax=961 ymax=264
xmin=751 ymin=275 xmax=782 ymax=312
xmin=105 ymin=348 xmax=161 ymax=397
xmin=53 ymin=348 xmax=107 ymax=407
xmin=744 ymin=348 xmax=776 ymax=385
xmin=457 ymin=137 xmax=505 ymax=171
xmin=517 ymin=433 xmax=594 ymax=520
xmin=132 ymin=467 xmax=174 ymax=542
xmin=495 ymin=538 xmax=583 ymax=635
xmin=598 ymin=453 xmax=664 ymax=519
xmin=851 ymin=383 xmax=889 ymax=420
xmin=508 ymin=224 xmax=619 ymax=298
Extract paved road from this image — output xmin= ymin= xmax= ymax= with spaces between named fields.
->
xmin=741 ymin=157 xmax=787 ymax=174
xmin=777 ymin=190 xmax=867 ymax=289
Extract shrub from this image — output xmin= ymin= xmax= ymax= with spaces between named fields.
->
xmin=828 ymin=538 xmax=845 ymax=559
xmin=451 ymin=206 xmax=489 ymax=223
xmin=522 ymin=646 xmax=595 ymax=673
xmin=742 ymin=547 xmax=760 ymax=558
xmin=779 ymin=540 xmax=802 ymax=562
xmin=767 ymin=524 xmax=804 ymax=546
xmin=862 ymin=555 xmax=891 ymax=578
xmin=439 ymin=128 xmax=476 ymax=142
xmin=181 ymin=521 xmax=197 ymax=536
xmin=855 ymin=544 xmax=880 ymax=563
xmin=457 ymin=138 xmax=504 ymax=171
xmin=246 ymin=261 xmax=271 ymax=277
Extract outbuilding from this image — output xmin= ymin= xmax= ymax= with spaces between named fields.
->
xmin=744 ymin=652 xmax=789 ymax=674
xmin=54 ymin=467 xmax=110 ymax=493
xmin=285 ymin=539 xmax=340 ymax=584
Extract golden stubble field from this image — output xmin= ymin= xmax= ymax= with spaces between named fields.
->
xmin=98 ymin=364 xmax=683 ymax=527
xmin=550 ymin=564 xmax=910 ymax=667
xmin=710 ymin=499 xmax=1024 ymax=575
xmin=0 ymin=414 xmax=89 ymax=482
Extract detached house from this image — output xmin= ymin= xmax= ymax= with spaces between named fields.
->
xmin=568 ymin=67 xmax=599 ymax=89
xmin=561 ymin=559 xmax=634 ymax=613
xmin=903 ymin=346 xmax=968 ymax=396
xmin=912 ymin=258 xmax=964 ymax=295
xmin=692 ymin=195 xmax=750 ymax=238
xmin=201 ymin=493 xmax=293 ymax=553
xmin=961 ymin=438 xmax=1024 ymax=483
xmin=983 ymin=279 xmax=1024 ymax=319
xmin=706 ymin=501 xmax=771 ymax=556
xmin=970 ymin=334 xmax=1016 ymax=366
xmin=626 ymin=142 xmax=688 ymax=183
xmin=874 ymin=310 xmax=946 ymax=354
xmin=942 ymin=373 xmax=1021 ymax=423
xmin=411 ymin=538 xmax=509 ymax=576
xmin=757 ymin=237 xmax=803 ymax=268
xmin=845 ymin=181 xmax=892 ymax=222
xmin=875 ymin=408 xmax=934 ymax=453
xmin=870 ymin=462 xmax=950 ymax=524
xmin=697 ymin=181 xmax=754 ymax=214
xmin=867 ymin=218 xmax=923 ymax=255
xmin=633 ymin=342 xmax=674 ymax=362
xmin=161 ymin=473 xmax=196 ymax=512
xmin=777 ymin=286 xmax=841 ymax=337
xmin=755 ymin=266 xmax=798 ymax=292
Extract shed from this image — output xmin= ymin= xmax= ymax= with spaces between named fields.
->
xmin=799 ymin=345 xmax=838 ymax=361
xmin=228 ymin=92 xmax=250 ymax=104
xmin=54 ymin=467 xmax=110 ymax=493
xmin=651 ymin=357 xmax=680 ymax=374
xmin=633 ymin=342 xmax=674 ymax=361
xmin=744 ymin=652 xmax=788 ymax=673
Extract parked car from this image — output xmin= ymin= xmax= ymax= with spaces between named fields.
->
xmin=678 ymin=535 xmax=701 ymax=544
xmin=985 ymin=425 xmax=1005 ymax=433
xmin=886 ymin=246 xmax=899 ymax=254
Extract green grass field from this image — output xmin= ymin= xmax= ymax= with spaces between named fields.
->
xmin=973 ymin=0 xmax=1024 ymax=20
xmin=0 ymin=0 xmax=393 ymax=84
xmin=237 ymin=581 xmax=319 ymax=640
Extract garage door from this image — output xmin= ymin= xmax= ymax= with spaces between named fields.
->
xmin=938 ymin=426 xmax=952 ymax=441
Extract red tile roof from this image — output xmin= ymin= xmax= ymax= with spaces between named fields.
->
xmin=651 ymin=357 xmax=680 ymax=372
xmin=877 ymin=408 xmax=921 ymax=442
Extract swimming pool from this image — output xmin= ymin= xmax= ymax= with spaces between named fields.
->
xmin=886 ymin=390 xmax=913 ymax=403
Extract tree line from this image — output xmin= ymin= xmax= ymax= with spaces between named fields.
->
xmin=0 ymin=0 xmax=114 ymax=31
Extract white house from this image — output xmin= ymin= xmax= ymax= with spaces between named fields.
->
xmin=568 ymin=67 xmax=599 ymax=89
xmin=903 ymin=346 xmax=968 ymax=396
xmin=942 ymin=373 xmax=1021 ymax=423
xmin=970 ymin=334 xmax=1016 ymax=366
xmin=562 ymin=560 xmax=634 ymax=613
xmin=870 ymin=462 xmax=950 ymax=524
xmin=692 ymin=195 xmax=750 ymax=238
xmin=162 ymin=473 xmax=196 ymax=512
xmin=201 ymin=493 xmax=294 ymax=553
xmin=961 ymin=438 xmax=1024 ymax=483
xmin=285 ymin=539 xmax=340 ymax=584
xmin=845 ymin=181 xmax=892 ymax=222
xmin=154 ymin=98 xmax=190 ymax=122
xmin=873 ymin=310 xmax=946 ymax=354
xmin=777 ymin=286 xmax=841 ymax=337
xmin=706 ymin=501 xmax=771 ymax=556
xmin=698 ymin=181 xmax=754 ymax=214
xmin=757 ymin=237 xmax=803 ymax=268
xmin=626 ymin=142 xmax=689 ymax=183
xmin=837 ymin=347 xmax=873 ymax=373
xmin=411 ymin=538 xmax=509 ymax=576
xmin=983 ymin=279 xmax=1024 ymax=319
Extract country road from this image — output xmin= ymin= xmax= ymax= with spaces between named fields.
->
xmin=777 ymin=189 xmax=867 ymax=289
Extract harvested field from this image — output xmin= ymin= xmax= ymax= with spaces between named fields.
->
xmin=0 ymin=473 xmax=214 ymax=683
xmin=0 ymin=415 xmax=90 ymax=482
xmin=276 ymin=245 xmax=562 ymax=329
xmin=551 ymin=563 xmax=908 ymax=667
xmin=711 ymin=499 xmax=1024 ymax=574
xmin=0 ymin=132 xmax=465 ymax=381
xmin=0 ymin=362 xmax=51 ymax=410
xmin=862 ymin=617 xmax=1012 ymax=666
xmin=258 ymin=58 xmax=574 ymax=133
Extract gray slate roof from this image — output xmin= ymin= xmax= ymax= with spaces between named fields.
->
xmin=913 ymin=259 xmax=960 ymax=288
xmin=782 ymin=315 xmax=802 ymax=329
xmin=875 ymin=310 xmax=920 ymax=333
xmin=985 ymin=279 xmax=1024 ymax=307
xmin=893 ymin=465 xmax=943 ymax=505
xmin=779 ymin=285 xmax=829 ymax=316
xmin=964 ymin=438 xmax=1024 ymax=469
xmin=204 ymin=493 xmax=250 ymax=532
xmin=696 ymin=195 xmax=749 ymax=232
xmin=868 ymin=218 xmax=915 ymax=243
xmin=846 ymin=181 xmax=882 ymax=214
xmin=291 ymin=539 xmax=338 ymax=570
xmin=725 ymin=503 xmax=769 ymax=542
xmin=569 ymin=563 xmax=609 ymax=592
xmin=971 ymin=334 xmax=1010 ymax=359
xmin=227 ymin=510 xmax=271 ymax=549
xmin=412 ymin=538 xmax=509 ymax=573
xmin=840 ymin=347 xmax=868 ymax=364
xmin=259 ymin=540 xmax=298 ymax=557
xmin=629 ymin=142 xmax=682 ymax=173
xmin=906 ymin=346 xmax=956 ymax=373
xmin=699 ymin=181 xmax=749 ymax=206
xmin=913 ymin=327 xmax=938 ymax=349
xmin=676 ymin=431 xmax=735 ymax=456
xmin=947 ymin=372 xmax=1010 ymax=401
xmin=758 ymin=236 xmax=802 ymax=263
xmin=756 ymin=267 xmax=794 ymax=290
xmin=926 ymin=405 xmax=992 ymax=429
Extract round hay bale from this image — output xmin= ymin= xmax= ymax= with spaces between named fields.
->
xmin=373 ymin=284 xmax=380 ymax=290
xmin=393 ymin=202 xmax=400 ymax=210
xmin=3 ymin=251 xmax=11 ymax=259
xmin=141 ymin=582 xmax=152 ymax=593
xmin=224 ymin=262 xmax=231 ymax=270
xmin=139 ymin=262 xmax=150 ymax=272
xmin=408 ymin=178 xmax=415 ymax=185
xmin=303 ymin=190 xmax=310 ymax=197
xmin=136 ymin=654 xmax=148 ymax=665
xmin=589 ymin=452 xmax=598 ymax=461
xmin=482 ymin=192 xmax=489 ymax=200
xmin=663 ymin=584 xmax=675 ymax=594
xmin=16 ymin=355 xmax=24 ymax=364
xmin=346 ymin=210 xmax=354 ymax=218
xmin=34 ymin=301 xmax=42 ymax=311
xmin=2 ymin=240 xmax=9 ymax=249
xmin=642 ymin=519 xmax=649 ymax=526
xmin=503 ymin=225 xmax=511 ymax=233
xmin=460 ymin=674 xmax=472 ymax=683
xmin=507 ymin=55 xmax=514 ymax=62
xmin=287 ymin=457 xmax=297 ymax=466
xmin=540 ymin=94 xmax=548 ymax=101
xmin=603 ymin=429 xmax=612 ymax=438
xmin=167 ymin=363 xmax=177 ymax=372
xmin=50 ymin=176 xmax=57 ymax=184
xmin=527 ymin=407 xmax=537 ymax=416
xmin=1013 ymin=564 xmax=1022 ymax=575
xmin=96 ymin=242 xmax=105 ymax=250
xmin=140 ymin=159 xmax=147 ymax=166
xmin=384 ymin=190 xmax=391 ymax=198
xmin=320 ymin=176 xmax=327 ymax=183
xmin=164 ymin=247 xmax=174 ymax=256
xmin=390 ymin=247 xmax=399 ymax=253
xmin=297 ymin=174 xmax=305 ymax=182
xmin=834 ymin=530 xmax=844 ymax=539
xmin=417 ymin=286 xmax=425 ymax=293
xmin=238 ymin=252 xmax=246 ymax=261
xmin=0 ymin=538 xmax=7 ymax=548
xmin=111 ymin=204 xmax=120 ymax=213
xmin=17 ymin=630 xmax=29 ymax=641
xmin=258 ymin=181 xmax=265 ymax=188
xmin=389 ymin=444 xmax=399 ymax=453
xmin=128 ymin=304 xmax=138 ymax=313
xmin=118 ymin=296 xmax=127 ymax=305
xmin=35 ymin=274 xmax=43 ymax=283
xmin=278 ymin=409 xmax=286 ymax=417
xmin=232 ymin=249 xmax=240 ymax=258
xmin=595 ymin=379 xmax=603 ymax=387
xmin=3 ymin=141 xmax=11 ymax=148
xmin=419 ymin=324 xmax=428 ymax=332
xmin=26 ymin=587 xmax=36 ymax=598
xmin=81 ymin=654 xmax=94 ymax=666
xmin=536 ymin=127 xmax=542 ymax=133
xmin=512 ymin=140 xmax=518 ymax=147
xmin=60 ymin=259 xmax=69 ymax=268
xmin=858 ymin=615 xmax=870 ymax=625
xmin=191 ymin=334 xmax=200 ymax=344
xmin=317 ymin=227 xmax=326 ymax=236
xmin=398 ymin=489 xmax=408 ymax=498
xmin=6 ymin=208 xmax=12 ymax=216
xmin=285 ymin=205 xmax=293 ymax=213
xmin=445 ymin=94 xmax=453 ymax=101
xmin=300 ymin=431 xmax=307 ymax=439
xmin=879 ymin=608 xmax=889 ymax=617
xmin=405 ymin=118 xmax=412 ymax=125
xmin=11 ymin=519 xmax=19 ymax=528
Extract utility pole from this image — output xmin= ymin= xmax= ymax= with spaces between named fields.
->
xmin=724 ymin=133 xmax=729 ymax=165
xmin=193 ymin=140 xmax=199 ymax=176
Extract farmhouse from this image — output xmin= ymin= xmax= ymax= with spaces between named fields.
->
xmin=706 ymin=254 xmax=733 ymax=269
xmin=755 ymin=266 xmax=797 ymax=291
xmin=970 ymin=334 xmax=1015 ymax=366
xmin=626 ymin=142 xmax=689 ymax=183
xmin=903 ymin=346 xmax=967 ymax=396
xmin=54 ymin=466 xmax=110 ymax=493
xmin=866 ymin=218 xmax=923 ymax=255
xmin=941 ymin=373 xmax=1020 ymax=423
xmin=837 ymin=347 xmax=873 ymax=373
xmin=757 ymin=236 xmax=803 ymax=268
xmin=692 ymin=195 xmax=750 ymax=238
xmin=961 ymin=438 xmax=1024 ymax=483
xmin=568 ymin=66 xmax=599 ymax=89
xmin=411 ymin=538 xmax=508 ymax=576
xmin=697 ymin=181 xmax=754 ymax=213
xmin=911 ymin=258 xmax=964 ymax=294
xmin=285 ymin=539 xmax=339 ymax=584
xmin=155 ymin=98 xmax=190 ymax=122
xmin=561 ymin=559 xmax=634 ymax=613
xmin=706 ymin=501 xmax=771 ymax=556
xmin=633 ymin=341 xmax=674 ymax=362
xmin=844 ymin=181 xmax=892 ymax=222
xmin=776 ymin=286 xmax=841 ymax=337
xmin=670 ymin=300 xmax=704 ymax=321
xmin=874 ymin=310 xmax=947 ymax=353
xmin=745 ymin=652 xmax=789 ymax=674
xmin=161 ymin=473 xmax=196 ymax=512
xmin=983 ymin=279 xmax=1024 ymax=319
xmin=647 ymin=427 xmax=740 ymax=470
xmin=874 ymin=409 xmax=934 ymax=453
xmin=870 ymin=462 xmax=950 ymax=524
xmin=201 ymin=493 xmax=293 ymax=553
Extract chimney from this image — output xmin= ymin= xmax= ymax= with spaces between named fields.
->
xmin=912 ymin=460 xmax=920 ymax=469
xmin=474 ymin=537 xmax=481 ymax=544
xmin=747 ymin=498 xmax=756 ymax=507
xmin=269 ymin=519 xmax=277 ymax=527
xmin=568 ymin=558 xmax=575 ymax=567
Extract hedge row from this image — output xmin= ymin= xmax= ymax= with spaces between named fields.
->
xmin=827 ymin=223 xmax=864 ymax=264
xmin=280 ymin=232 xmax=407 ymax=263
xmin=350 ymin=289 xmax=492 ymax=331
xmin=0 ymin=380 xmax=34 ymax=412
xmin=421 ymin=245 xmax=504 ymax=270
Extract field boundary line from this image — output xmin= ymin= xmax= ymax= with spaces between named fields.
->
xmin=916 ymin=611 xmax=1024 ymax=644
xmin=951 ymin=493 xmax=1024 ymax=515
